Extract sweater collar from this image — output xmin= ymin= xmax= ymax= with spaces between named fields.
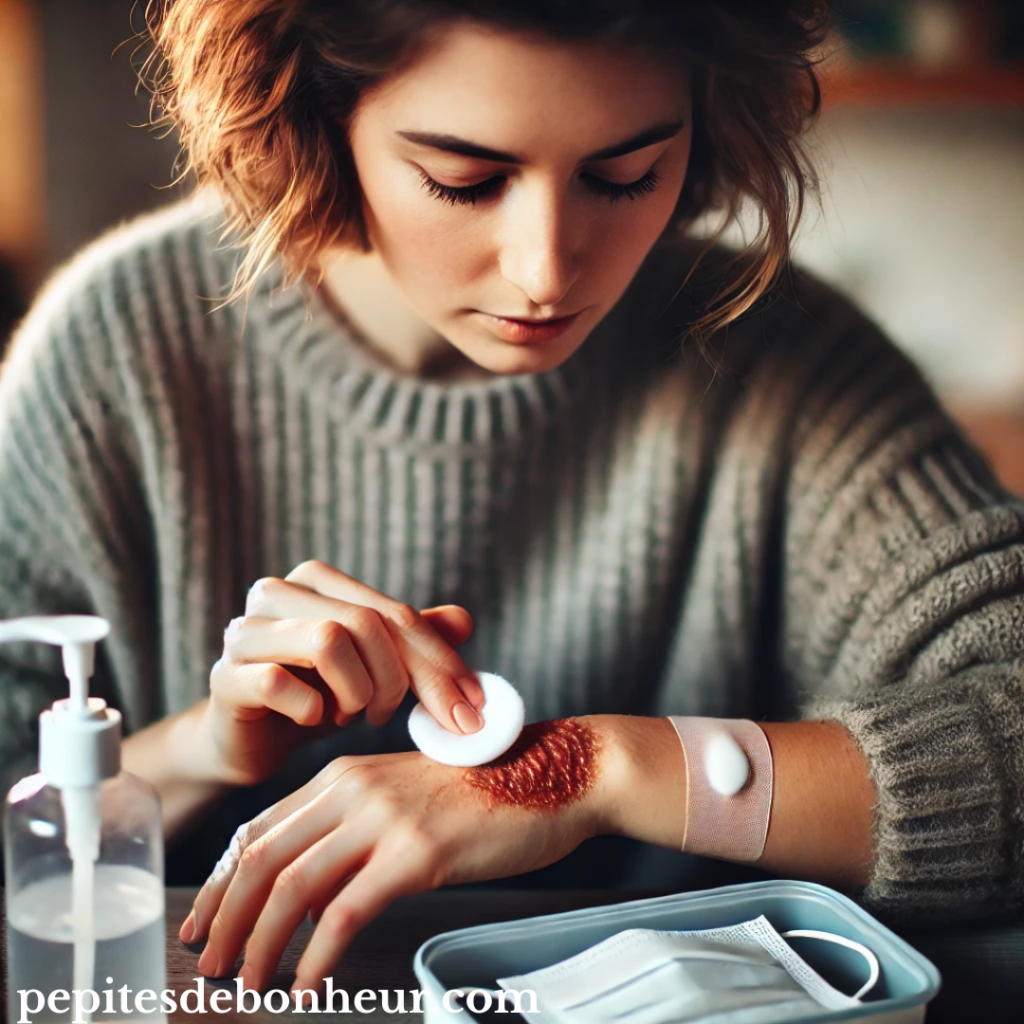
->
xmin=250 ymin=266 xmax=613 ymax=448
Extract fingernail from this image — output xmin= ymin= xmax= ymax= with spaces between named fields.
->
xmin=453 ymin=700 xmax=483 ymax=734
xmin=198 ymin=945 xmax=220 ymax=977
xmin=458 ymin=675 xmax=486 ymax=711
xmin=179 ymin=911 xmax=196 ymax=943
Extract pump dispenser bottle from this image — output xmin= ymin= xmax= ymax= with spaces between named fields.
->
xmin=2 ymin=616 xmax=166 ymax=1023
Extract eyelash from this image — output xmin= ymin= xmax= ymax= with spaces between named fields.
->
xmin=416 ymin=168 xmax=662 ymax=206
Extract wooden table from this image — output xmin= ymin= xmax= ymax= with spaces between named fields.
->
xmin=4 ymin=886 xmax=1024 ymax=1021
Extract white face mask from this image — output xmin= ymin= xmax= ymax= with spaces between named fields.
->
xmin=492 ymin=915 xmax=879 ymax=1024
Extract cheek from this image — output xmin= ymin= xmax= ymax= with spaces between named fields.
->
xmin=619 ymin=150 xmax=691 ymax=251
xmin=586 ymin=151 xmax=691 ymax=291
xmin=603 ymin=198 xmax=674 ymax=266
xmin=359 ymin=163 xmax=486 ymax=300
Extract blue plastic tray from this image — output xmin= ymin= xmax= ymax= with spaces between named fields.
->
xmin=413 ymin=880 xmax=941 ymax=1023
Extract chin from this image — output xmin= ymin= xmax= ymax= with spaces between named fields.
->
xmin=453 ymin=329 xmax=587 ymax=377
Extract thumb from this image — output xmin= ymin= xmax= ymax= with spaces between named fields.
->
xmin=420 ymin=604 xmax=474 ymax=648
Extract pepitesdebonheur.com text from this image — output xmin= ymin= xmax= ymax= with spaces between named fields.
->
xmin=17 ymin=978 xmax=540 ymax=1021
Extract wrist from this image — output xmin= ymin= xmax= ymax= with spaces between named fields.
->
xmin=120 ymin=697 xmax=235 ymax=844
xmin=581 ymin=714 xmax=687 ymax=848
xmin=168 ymin=698 xmax=235 ymax=788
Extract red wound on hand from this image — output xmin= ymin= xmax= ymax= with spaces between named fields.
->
xmin=463 ymin=718 xmax=599 ymax=809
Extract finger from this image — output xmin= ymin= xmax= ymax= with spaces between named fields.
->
xmin=310 ymin=872 xmax=356 ymax=925
xmin=389 ymin=620 xmax=484 ymax=735
xmin=419 ymin=606 xmax=483 ymax=710
xmin=283 ymin=561 xmax=416 ymax=623
xmin=226 ymin=615 xmax=378 ymax=720
xmin=197 ymin=787 xmax=340 ymax=978
xmin=280 ymin=566 xmax=482 ymax=714
xmin=285 ymin=567 xmax=476 ymax=664
xmin=239 ymin=823 xmax=377 ymax=992
xmin=420 ymin=610 xmax=483 ymax=698
xmin=249 ymin=578 xmax=481 ymax=735
xmin=322 ymin=608 xmax=409 ymax=726
xmin=420 ymin=605 xmax=474 ymax=648
xmin=210 ymin=658 xmax=324 ymax=727
xmin=291 ymin=850 xmax=430 ymax=1003
xmin=290 ymin=665 xmax=360 ymax=729
xmin=183 ymin=821 xmax=249 ymax=948
xmin=243 ymin=590 xmax=405 ymax=720
xmin=185 ymin=757 xmax=358 ymax=944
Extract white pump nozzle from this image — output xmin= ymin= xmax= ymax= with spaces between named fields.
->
xmin=0 ymin=615 xmax=109 ymax=714
xmin=0 ymin=615 xmax=119 ymax=787
xmin=0 ymin=614 xmax=110 ymax=646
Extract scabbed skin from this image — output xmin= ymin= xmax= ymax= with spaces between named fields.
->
xmin=408 ymin=671 xmax=525 ymax=767
xmin=463 ymin=718 xmax=601 ymax=810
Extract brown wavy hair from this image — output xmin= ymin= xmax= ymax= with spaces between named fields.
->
xmin=139 ymin=0 xmax=829 ymax=342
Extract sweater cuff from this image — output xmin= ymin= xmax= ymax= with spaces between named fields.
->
xmin=806 ymin=680 xmax=1013 ymax=923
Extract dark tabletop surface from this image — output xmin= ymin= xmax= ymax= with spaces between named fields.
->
xmin=3 ymin=886 xmax=1024 ymax=1022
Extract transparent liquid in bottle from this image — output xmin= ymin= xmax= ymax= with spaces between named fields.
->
xmin=6 ymin=862 xmax=166 ymax=1023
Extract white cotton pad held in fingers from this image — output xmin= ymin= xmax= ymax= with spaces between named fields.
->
xmin=408 ymin=672 xmax=524 ymax=767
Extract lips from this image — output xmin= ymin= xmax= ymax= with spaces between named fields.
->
xmin=498 ymin=314 xmax=575 ymax=324
xmin=476 ymin=310 xmax=582 ymax=345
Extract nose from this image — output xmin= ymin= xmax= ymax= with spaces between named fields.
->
xmin=497 ymin=181 xmax=580 ymax=311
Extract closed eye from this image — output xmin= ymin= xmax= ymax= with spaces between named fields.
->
xmin=416 ymin=168 xmax=662 ymax=206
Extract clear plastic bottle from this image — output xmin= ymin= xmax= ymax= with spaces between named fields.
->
xmin=2 ymin=616 xmax=166 ymax=1024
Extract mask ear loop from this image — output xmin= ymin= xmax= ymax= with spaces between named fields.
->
xmin=780 ymin=929 xmax=881 ymax=1001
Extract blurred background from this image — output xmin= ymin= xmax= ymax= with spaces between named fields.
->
xmin=0 ymin=0 xmax=1022 ymax=492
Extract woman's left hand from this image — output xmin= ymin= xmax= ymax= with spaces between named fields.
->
xmin=180 ymin=719 xmax=614 ymax=999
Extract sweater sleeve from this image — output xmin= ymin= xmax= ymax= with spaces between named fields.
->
xmin=0 ymin=249 xmax=156 ymax=797
xmin=777 ymin=286 xmax=1024 ymax=923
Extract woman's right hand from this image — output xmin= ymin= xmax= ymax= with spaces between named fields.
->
xmin=198 ymin=560 xmax=485 ymax=787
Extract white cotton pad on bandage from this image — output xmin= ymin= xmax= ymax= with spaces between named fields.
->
xmin=408 ymin=672 xmax=524 ymax=767
xmin=705 ymin=731 xmax=751 ymax=796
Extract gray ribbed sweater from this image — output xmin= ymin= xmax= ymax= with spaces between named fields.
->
xmin=1 ymin=194 xmax=1023 ymax=921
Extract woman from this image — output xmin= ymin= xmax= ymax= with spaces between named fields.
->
xmin=1 ymin=0 xmax=1022 ymax=1000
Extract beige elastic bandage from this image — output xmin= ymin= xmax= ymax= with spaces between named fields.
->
xmin=667 ymin=716 xmax=774 ymax=863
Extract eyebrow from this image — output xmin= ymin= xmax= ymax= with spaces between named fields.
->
xmin=396 ymin=119 xmax=686 ymax=164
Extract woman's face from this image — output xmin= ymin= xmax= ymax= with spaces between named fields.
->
xmin=346 ymin=20 xmax=692 ymax=376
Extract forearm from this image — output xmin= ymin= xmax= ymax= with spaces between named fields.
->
xmin=121 ymin=697 xmax=235 ymax=845
xmin=588 ymin=714 xmax=876 ymax=889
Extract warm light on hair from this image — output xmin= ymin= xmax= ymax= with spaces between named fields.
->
xmin=139 ymin=0 xmax=828 ymax=351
